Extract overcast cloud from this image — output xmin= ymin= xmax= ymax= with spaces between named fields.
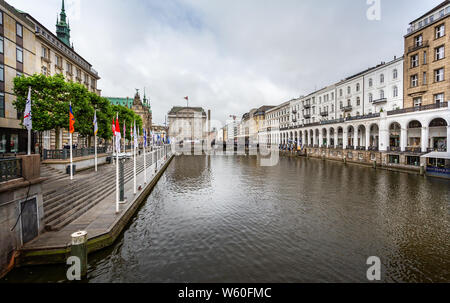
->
xmin=8 ymin=0 xmax=443 ymax=125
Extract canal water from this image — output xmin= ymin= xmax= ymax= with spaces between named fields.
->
xmin=3 ymin=155 xmax=450 ymax=282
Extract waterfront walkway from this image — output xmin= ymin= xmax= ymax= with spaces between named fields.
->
xmin=18 ymin=147 xmax=173 ymax=266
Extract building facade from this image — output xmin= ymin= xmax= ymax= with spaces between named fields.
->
xmin=404 ymin=1 xmax=450 ymax=108
xmin=0 ymin=1 xmax=36 ymax=154
xmin=106 ymin=90 xmax=153 ymax=133
xmin=168 ymin=106 xmax=207 ymax=143
xmin=257 ymin=1 xmax=449 ymax=173
xmin=0 ymin=0 xmax=102 ymax=153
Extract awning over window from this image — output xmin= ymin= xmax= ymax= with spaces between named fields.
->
xmin=420 ymin=152 xmax=450 ymax=160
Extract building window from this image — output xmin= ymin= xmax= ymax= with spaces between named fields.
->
xmin=434 ymin=93 xmax=444 ymax=104
xmin=411 ymin=74 xmax=418 ymax=87
xmin=41 ymin=46 xmax=48 ymax=59
xmin=423 ymin=72 xmax=427 ymax=85
xmin=435 ymin=45 xmax=445 ymax=60
xmin=16 ymin=23 xmax=23 ymax=37
xmin=56 ymin=55 xmax=62 ymax=68
xmin=347 ymin=86 xmax=351 ymax=95
xmin=414 ymin=35 xmax=423 ymax=47
xmin=0 ymin=92 xmax=4 ymax=118
xmin=424 ymin=51 xmax=427 ymax=64
xmin=0 ymin=36 xmax=3 ymax=54
xmin=435 ymin=68 xmax=444 ymax=82
xmin=393 ymin=86 xmax=398 ymax=97
xmin=380 ymin=90 xmax=384 ymax=99
xmin=368 ymin=78 xmax=373 ymax=87
xmin=16 ymin=47 xmax=23 ymax=63
xmin=436 ymin=24 xmax=445 ymax=39
xmin=369 ymin=93 xmax=373 ymax=102
xmin=393 ymin=69 xmax=398 ymax=79
xmin=0 ymin=64 xmax=4 ymax=82
xmin=356 ymin=97 xmax=361 ymax=106
xmin=411 ymin=54 xmax=419 ymax=68
xmin=339 ymin=89 xmax=343 ymax=97
xmin=356 ymin=83 xmax=360 ymax=92
xmin=413 ymin=97 xmax=422 ymax=107
xmin=380 ymin=74 xmax=384 ymax=84
xmin=42 ymin=66 xmax=47 ymax=76
xmin=0 ymin=11 xmax=3 ymax=25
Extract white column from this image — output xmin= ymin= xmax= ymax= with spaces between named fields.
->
xmin=421 ymin=127 xmax=428 ymax=153
xmin=400 ymin=127 xmax=407 ymax=152
xmin=327 ymin=130 xmax=331 ymax=148
xmin=334 ymin=130 xmax=338 ymax=148
xmin=319 ymin=131 xmax=323 ymax=148
xmin=343 ymin=129 xmax=348 ymax=149
xmin=365 ymin=127 xmax=371 ymax=150
xmin=447 ymin=126 xmax=450 ymax=152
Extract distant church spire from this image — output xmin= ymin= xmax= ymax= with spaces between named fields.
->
xmin=56 ymin=0 xmax=71 ymax=47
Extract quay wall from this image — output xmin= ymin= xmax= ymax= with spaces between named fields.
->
xmin=281 ymin=147 xmax=424 ymax=175
xmin=16 ymin=154 xmax=175 ymax=268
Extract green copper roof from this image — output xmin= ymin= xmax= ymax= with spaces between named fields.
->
xmin=56 ymin=0 xmax=71 ymax=47
xmin=105 ymin=97 xmax=133 ymax=108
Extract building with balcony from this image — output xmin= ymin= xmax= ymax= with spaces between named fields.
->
xmin=404 ymin=0 xmax=450 ymax=108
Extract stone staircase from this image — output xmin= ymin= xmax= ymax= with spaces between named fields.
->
xmin=42 ymin=153 xmax=162 ymax=232
xmin=40 ymin=164 xmax=68 ymax=183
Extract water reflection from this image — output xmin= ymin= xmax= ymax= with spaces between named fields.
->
xmin=2 ymin=155 xmax=449 ymax=283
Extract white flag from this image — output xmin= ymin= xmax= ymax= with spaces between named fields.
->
xmin=24 ymin=87 xmax=32 ymax=131
xmin=133 ymin=121 xmax=137 ymax=147
xmin=93 ymin=111 xmax=98 ymax=135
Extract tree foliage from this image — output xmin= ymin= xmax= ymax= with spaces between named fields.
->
xmin=13 ymin=74 xmax=144 ymax=141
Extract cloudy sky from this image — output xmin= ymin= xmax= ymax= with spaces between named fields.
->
xmin=8 ymin=0 xmax=443 ymax=125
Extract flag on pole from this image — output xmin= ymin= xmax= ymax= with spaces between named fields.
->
xmin=133 ymin=121 xmax=137 ymax=147
xmin=24 ymin=87 xmax=32 ymax=131
xmin=93 ymin=111 xmax=98 ymax=135
xmin=144 ymin=128 xmax=147 ymax=148
xmin=112 ymin=118 xmax=116 ymax=135
xmin=69 ymin=105 xmax=75 ymax=134
xmin=115 ymin=116 xmax=121 ymax=154
xmin=184 ymin=96 xmax=189 ymax=101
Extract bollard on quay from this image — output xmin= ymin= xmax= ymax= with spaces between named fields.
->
xmin=71 ymin=231 xmax=88 ymax=278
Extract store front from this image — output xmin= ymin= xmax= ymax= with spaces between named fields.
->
xmin=0 ymin=128 xmax=36 ymax=156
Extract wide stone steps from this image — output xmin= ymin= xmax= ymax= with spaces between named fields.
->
xmin=43 ymin=158 xmax=143 ymax=222
xmin=43 ymin=153 xmax=161 ymax=231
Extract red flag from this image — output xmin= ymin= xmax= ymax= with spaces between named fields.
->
xmin=184 ymin=96 xmax=189 ymax=101
xmin=115 ymin=118 xmax=120 ymax=136
xmin=69 ymin=105 xmax=75 ymax=134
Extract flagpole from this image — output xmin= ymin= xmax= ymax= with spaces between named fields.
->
xmin=133 ymin=120 xmax=137 ymax=195
xmin=116 ymin=113 xmax=119 ymax=213
xmin=70 ymin=102 xmax=73 ymax=181
xmin=94 ymin=109 xmax=98 ymax=172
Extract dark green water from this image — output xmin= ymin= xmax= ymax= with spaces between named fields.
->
xmin=2 ymin=155 xmax=450 ymax=282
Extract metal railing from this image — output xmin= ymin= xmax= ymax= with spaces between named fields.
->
xmin=345 ymin=113 xmax=380 ymax=122
xmin=405 ymin=147 xmax=422 ymax=153
xmin=43 ymin=147 xmax=108 ymax=160
xmin=0 ymin=158 xmax=22 ymax=182
xmin=407 ymin=40 xmax=429 ymax=53
xmin=387 ymin=102 xmax=448 ymax=116
xmin=387 ymin=146 xmax=401 ymax=152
